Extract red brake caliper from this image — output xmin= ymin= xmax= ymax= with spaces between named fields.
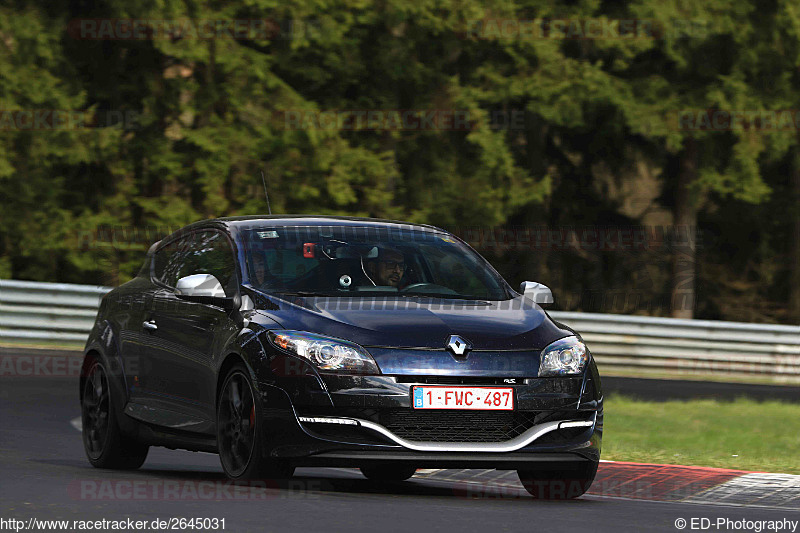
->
xmin=249 ymin=404 xmax=255 ymax=428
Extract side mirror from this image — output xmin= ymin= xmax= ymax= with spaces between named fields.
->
xmin=175 ymin=274 xmax=236 ymax=310
xmin=520 ymin=281 xmax=554 ymax=306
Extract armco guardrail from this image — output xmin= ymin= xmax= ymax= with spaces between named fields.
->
xmin=1 ymin=279 xmax=799 ymax=383
xmin=0 ymin=279 xmax=108 ymax=343
xmin=551 ymin=312 xmax=800 ymax=384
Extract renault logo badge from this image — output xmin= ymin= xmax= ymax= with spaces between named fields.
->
xmin=446 ymin=335 xmax=472 ymax=358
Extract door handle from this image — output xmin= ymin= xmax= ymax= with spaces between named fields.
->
xmin=143 ymin=320 xmax=158 ymax=331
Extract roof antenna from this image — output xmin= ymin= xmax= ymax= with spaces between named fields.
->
xmin=260 ymin=170 xmax=272 ymax=215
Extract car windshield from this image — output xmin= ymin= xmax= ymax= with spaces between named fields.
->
xmin=239 ymin=225 xmax=511 ymax=300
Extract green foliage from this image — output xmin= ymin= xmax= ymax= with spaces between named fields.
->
xmin=0 ymin=0 xmax=797 ymax=322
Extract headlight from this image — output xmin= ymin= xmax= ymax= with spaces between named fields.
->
xmin=538 ymin=336 xmax=589 ymax=377
xmin=267 ymin=330 xmax=380 ymax=374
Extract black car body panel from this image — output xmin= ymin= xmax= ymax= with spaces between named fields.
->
xmin=81 ymin=216 xmax=603 ymax=472
xmin=252 ymin=295 xmax=571 ymax=351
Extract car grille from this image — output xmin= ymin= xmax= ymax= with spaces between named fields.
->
xmin=376 ymin=409 xmax=540 ymax=443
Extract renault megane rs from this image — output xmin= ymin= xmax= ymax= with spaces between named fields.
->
xmin=80 ymin=216 xmax=602 ymax=499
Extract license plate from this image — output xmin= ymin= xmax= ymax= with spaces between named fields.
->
xmin=412 ymin=386 xmax=514 ymax=410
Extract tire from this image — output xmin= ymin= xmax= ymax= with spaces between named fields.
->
xmin=81 ymin=358 xmax=149 ymax=469
xmin=360 ymin=465 xmax=417 ymax=481
xmin=216 ymin=364 xmax=294 ymax=480
xmin=517 ymin=461 xmax=598 ymax=499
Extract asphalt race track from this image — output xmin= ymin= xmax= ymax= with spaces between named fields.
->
xmin=1 ymin=364 xmax=799 ymax=532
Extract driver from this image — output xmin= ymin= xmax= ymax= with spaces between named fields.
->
xmin=251 ymin=252 xmax=271 ymax=288
xmin=365 ymin=247 xmax=406 ymax=287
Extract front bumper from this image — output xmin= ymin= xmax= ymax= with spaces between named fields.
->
xmin=256 ymin=366 xmax=603 ymax=468
xmin=297 ymin=413 xmax=596 ymax=452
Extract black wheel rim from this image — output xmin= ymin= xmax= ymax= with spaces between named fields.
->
xmin=82 ymin=362 xmax=110 ymax=460
xmin=218 ymin=372 xmax=256 ymax=477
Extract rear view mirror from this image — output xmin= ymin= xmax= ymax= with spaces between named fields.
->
xmin=175 ymin=274 xmax=236 ymax=310
xmin=520 ymin=281 xmax=554 ymax=306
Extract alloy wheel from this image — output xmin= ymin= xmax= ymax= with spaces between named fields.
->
xmin=82 ymin=362 xmax=110 ymax=459
xmin=218 ymin=372 xmax=257 ymax=477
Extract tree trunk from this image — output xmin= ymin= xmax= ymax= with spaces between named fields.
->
xmin=790 ymin=147 xmax=800 ymax=324
xmin=670 ymin=138 xmax=698 ymax=319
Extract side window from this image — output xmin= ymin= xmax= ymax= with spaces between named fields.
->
xmin=188 ymin=231 xmax=237 ymax=296
xmin=153 ymin=237 xmax=188 ymax=287
xmin=152 ymin=231 xmax=237 ymax=296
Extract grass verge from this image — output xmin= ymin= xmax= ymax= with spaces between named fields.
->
xmin=603 ymin=395 xmax=800 ymax=474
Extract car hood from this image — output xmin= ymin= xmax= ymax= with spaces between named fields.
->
xmin=252 ymin=294 xmax=571 ymax=351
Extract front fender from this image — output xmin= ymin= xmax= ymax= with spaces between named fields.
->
xmin=221 ymin=323 xmax=334 ymax=410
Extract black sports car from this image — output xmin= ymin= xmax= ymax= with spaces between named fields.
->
xmin=80 ymin=216 xmax=602 ymax=499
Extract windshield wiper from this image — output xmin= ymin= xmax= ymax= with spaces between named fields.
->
xmin=272 ymin=290 xmax=327 ymax=297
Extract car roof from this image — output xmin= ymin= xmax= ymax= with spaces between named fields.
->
xmin=189 ymin=215 xmax=448 ymax=234
xmin=151 ymin=215 xmax=452 ymax=252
